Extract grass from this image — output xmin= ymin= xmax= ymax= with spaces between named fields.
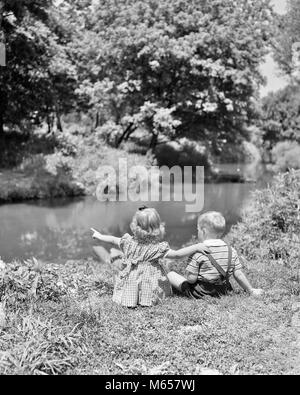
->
xmin=0 ymin=257 xmax=298 ymax=375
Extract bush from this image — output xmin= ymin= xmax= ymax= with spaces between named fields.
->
xmin=0 ymin=258 xmax=113 ymax=309
xmin=18 ymin=153 xmax=84 ymax=200
xmin=0 ymin=258 xmax=67 ymax=308
xmin=271 ymin=141 xmax=300 ymax=172
xmin=0 ymin=131 xmax=57 ymax=168
xmin=69 ymin=132 xmax=152 ymax=195
xmin=228 ymin=170 xmax=300 ymax=264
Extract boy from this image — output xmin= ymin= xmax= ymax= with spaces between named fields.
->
xmin=167 ymin=211 xmax=264 ymax=298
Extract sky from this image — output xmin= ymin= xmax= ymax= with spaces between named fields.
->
xmin=259 ymin=0 xmax=289 ymax=97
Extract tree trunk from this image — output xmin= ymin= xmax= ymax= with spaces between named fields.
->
xmin=55 ymin=104 xmax=63 ymax=133
xmin=95 ymin=111 xmax=100 ymax=129
xmin=149 ymin=132 xmax=158 ymax=152
xmin=124 ymin=129 xmax=134 ymax=142
xmin=116 ymin=123 xmax=135 ymax=147
xmin=46 ymin=113 xmax=52 ymax=134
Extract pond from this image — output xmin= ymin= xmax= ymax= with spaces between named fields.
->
xmin=0 ymin=164 xmax=273 ymax=262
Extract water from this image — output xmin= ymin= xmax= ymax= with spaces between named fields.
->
xmin=0 ymin=164 xmax=272 ymax=262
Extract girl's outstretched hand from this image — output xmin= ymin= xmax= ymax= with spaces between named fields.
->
xmin=90 ymin=229 xmax=121 ymax=246
xmin=197 ymin=243 xmax=211 ymax=254
xmin=91 ymin=228 xmax=102 ymax=240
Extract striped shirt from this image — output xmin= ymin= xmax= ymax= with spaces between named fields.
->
xmin=186 ymin=239 xmax=242 ymax=283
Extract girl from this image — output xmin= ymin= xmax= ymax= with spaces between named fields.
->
xmin=91 ymin=206 xmax=210 ymax=308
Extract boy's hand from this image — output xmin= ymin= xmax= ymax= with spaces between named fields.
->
xmin=91 ymin=228 xmax=102 ymax=240
xmin=197 ymin=243 xmax=211 ymax=254
xmin=250 ymin=288 xmax=264 ymax=297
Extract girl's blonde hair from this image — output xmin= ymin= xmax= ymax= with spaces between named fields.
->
xmin=130 ymin=207 xmax=165 ymax=242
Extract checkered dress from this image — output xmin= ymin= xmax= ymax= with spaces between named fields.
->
xmin=112 ymin=234 xmax=172 ymax=307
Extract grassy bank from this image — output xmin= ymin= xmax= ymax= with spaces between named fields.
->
xmin=0 ymin=257 xmax=298 ymax=375
xmin=0 ymin=129 xmax=150 ymax=203
xmin=0 ymin=168 xmax=84 ymax=203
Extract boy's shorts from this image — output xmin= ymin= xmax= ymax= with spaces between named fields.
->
xmin=183 ymin=280 xmax=231 ymax=299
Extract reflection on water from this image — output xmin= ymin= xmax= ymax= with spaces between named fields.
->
xmin=0 ymin=165 xmax=272 ymax=262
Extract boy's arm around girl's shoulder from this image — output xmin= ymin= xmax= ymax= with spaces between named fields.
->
xmin=165 ymin=242 xmax=211 ymax=260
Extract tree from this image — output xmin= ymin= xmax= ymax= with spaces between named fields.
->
xmin=70 ymin=0 xmax=274 ymax=151
xmin=273 ymin=0 xmax=300 ymax=77
xmin=266 ymin=0 xmax=300 ymax=152
xmin=0 ymin=0 xmax=78 ymax=141
xmin=260 ymin=85 xmax=300 ymax=148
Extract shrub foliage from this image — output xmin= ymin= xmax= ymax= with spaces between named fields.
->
xmin=228 ymin=170 xmax=300 ymax=262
